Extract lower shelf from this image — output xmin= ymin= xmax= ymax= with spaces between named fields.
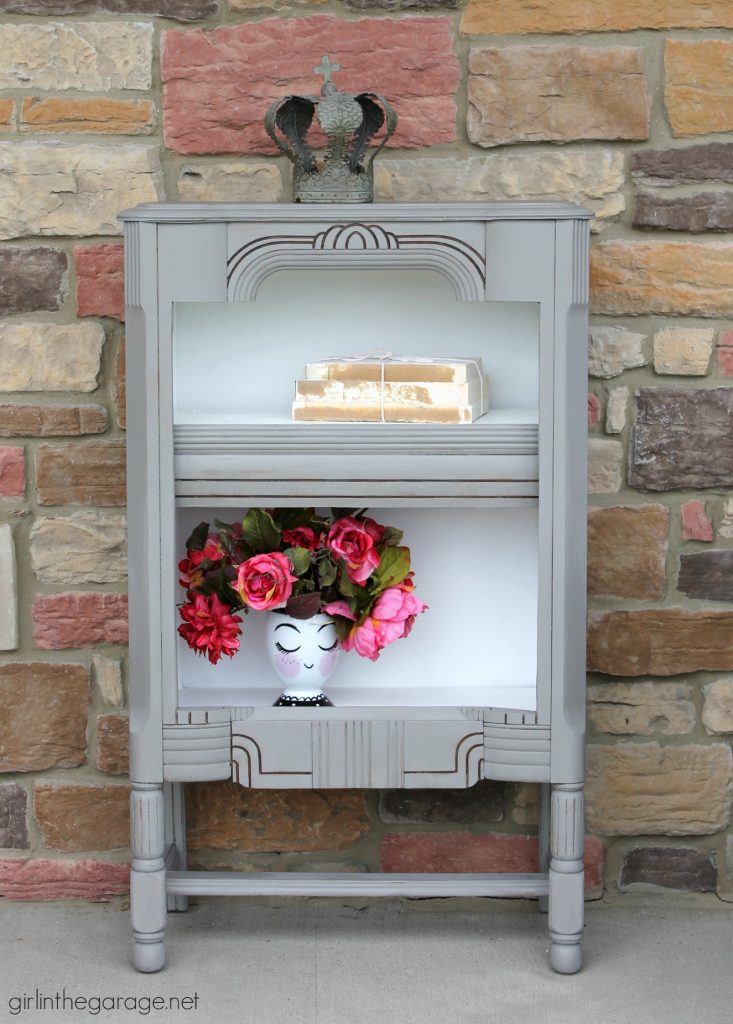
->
xmin=166 ymin=870 xmax=549 ymax=899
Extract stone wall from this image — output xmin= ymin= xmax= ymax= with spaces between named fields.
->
xmin=0 ymin=0 xmax=732 ymax=903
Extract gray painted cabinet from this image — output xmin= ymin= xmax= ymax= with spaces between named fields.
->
xmin=120 ymin=202 xmax=590 ymax=975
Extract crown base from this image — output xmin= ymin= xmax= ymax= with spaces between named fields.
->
xmin=293 ymin=165 xmax=374 ymax=204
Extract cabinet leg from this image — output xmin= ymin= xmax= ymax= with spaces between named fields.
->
xmin=538 ymin=783 xmax=550 ymax=914
xmin=131 ymin=783 xmax=167 ymax=973
xmin=165 ymin=781 xmax=188 ymax=913
xmin=548 ymin=782 xmax=584 ymax=975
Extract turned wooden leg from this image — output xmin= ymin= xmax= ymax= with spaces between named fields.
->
xmin=131 ymin=783 xmax=167 ymax=973
xmin=548 ymin=782 xmax=584 ymax=974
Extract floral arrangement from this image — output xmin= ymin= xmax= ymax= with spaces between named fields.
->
xmin=178 ymin=508 xmax=427 ymax=665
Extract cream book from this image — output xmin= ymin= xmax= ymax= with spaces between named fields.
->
xmin=295 ymin=376 xmax=489 ymax=407
xmin=305 ymin=357 xmax=483 ymax=384
xmin=292 ymin=393 xmax=490 ymax=424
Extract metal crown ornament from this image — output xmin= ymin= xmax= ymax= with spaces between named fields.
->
xmin=265 ymin=55 xmax=397 ymax=204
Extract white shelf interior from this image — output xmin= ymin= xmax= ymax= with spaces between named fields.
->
xmin=172 ymin=269 xmax=539 ymax=425
xmin=176 ymin=506 xmax=538 ymax=710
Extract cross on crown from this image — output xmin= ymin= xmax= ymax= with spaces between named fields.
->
xmin=314 ymin=55 xmax=341 ymax=93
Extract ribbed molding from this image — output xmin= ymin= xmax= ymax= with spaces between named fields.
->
xmin=131 ymin=784 xmax=165 ymax=865
xmin=550 ymin=783 xmax=584 ymax=862
xmin=124 ymin=221 xmax=141 ymax=308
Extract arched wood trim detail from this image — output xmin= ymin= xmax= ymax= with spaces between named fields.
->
xmin=227 ymin=224 xmax=486 ymax=301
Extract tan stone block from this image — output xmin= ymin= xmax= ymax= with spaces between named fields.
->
xmin=588 ymin=682 xmax=695 ymax=736
xmin=96 ymin=715 xmax=129 ymax=775
xmin=0 ymin=323 xmax=103 ymax=393
xmin=35 ymin=442 xmax=126 ymax=506
xmin=178 ymin=162 xmax=283 ymax=201
xmin=605 ymin=385 xmax=628 ymax=434
xmin=588 ymin=326 xmax=646 ymax=379
xmin=720 ymin=498 xmax=733 ymax=540
xmin=92 ymin=655 xmax=124 ymax=708
xmin=0 ymin=22 xmax=152 ymax=91
xmin=702 ymin=679 xmax=733 ymax=735
xmin=588 ymin=609 xmax=733 ymax=677
xmin=588 ymin=505 xmax=668 ymax=600
xmin=0 ymin=142 xmax=163 ymax=239
xmin=20 ymin=97 xmax=155 ymax=135
xmin=462 ymin=0 xmax=733 ymax=34
xmin=30 ymin=511 xmax=127 ymax=584
xmin=229 ymin=0 xmax=326 ymax=7
xmin=375 ymin=151 xmax=625 ymax=232
xmin=588 ymin=438 xmax=623 ymax=494
xmin=666 ymin=40 xmax=733 ymax=137
xmin=586 ymin=743 xmax=733 ymax=835
xmin=653 ymin=327 xmax=714 ymax=375
xmin=34 ymin=783 xmax=130 ymax=852
xmin=0 ymin=404 xmax=108 ymax=436
xmin=511 ymin=783 xmax=538 ymax=826
xmin=0 ymin=663 xmax=89 ymax=772
xmin=468 ymin=46 xmax=649 ymax=147
xmin=186 ymin=782 xmax=370 ymax=852
xmin=0 ymin=99 xmax=14 ymax=128
xmin=590 ymin=241 xmax=733 ymax=316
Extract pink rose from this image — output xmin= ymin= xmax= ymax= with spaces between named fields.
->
xmin=282 ymin=526 xmax=322 ymax=551
xmin=326 ymin=516 xmax=381 ymax=585
xmin=233 ymin=552 xmax=297 ymax=611
xmin=324 ymin=581 xmax=427 ymax=661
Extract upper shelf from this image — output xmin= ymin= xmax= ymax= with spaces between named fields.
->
xmin=119 ymin=200 xmax=594 ymax=224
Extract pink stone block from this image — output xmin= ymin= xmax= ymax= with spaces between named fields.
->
xmin=588 ymin=393 xmax=600 ymax=427
xmin=681 ymin=499 xmax=713 ymax=542
xmin=162 ymin=16 xmax=459 ymax=155
xmin=32 ymin=593 xmax=128 ymax=650
xmin=75 ymin=244 xmax=124 ymax=322
xmin=0 ymin=858 xmax=129 ymax=901
xmin=718 ymin=348 xmax=733 ymax=377
xmin=718 ymin=330 xmax=733 ymax=347
xmin=0 ymin=446 xmax=25 ymax=497
xmin=381 ymin=832 xmax=603 ymax=894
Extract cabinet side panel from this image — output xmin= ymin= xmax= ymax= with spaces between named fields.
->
xmin=550 ymin=220 xmax=588 ymax=783
xmin=126 ymin=221 xmax=164 ymax=783
xmin=158 ymin=223 xmax=228 ymax=725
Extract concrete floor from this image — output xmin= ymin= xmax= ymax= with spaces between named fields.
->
xmin=1 ymin=898 xmax=732 ymax=1024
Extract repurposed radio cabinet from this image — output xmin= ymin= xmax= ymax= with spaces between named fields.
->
xmin=120 ymin=201 xmax=590 ymax=975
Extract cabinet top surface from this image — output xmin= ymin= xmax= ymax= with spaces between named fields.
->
xmin=118 ymin=200 xmax=593 ymax=223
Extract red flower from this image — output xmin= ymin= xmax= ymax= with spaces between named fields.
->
xmin=232 ymin=552 xmax=297 ymax=611
xmin=282 ymin=526 xmax=322 ymax=551
xmin=178 ymin=593 xmax=243 ymax=664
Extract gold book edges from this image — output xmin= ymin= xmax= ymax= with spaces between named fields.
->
xmin=305 ymin=357 xmax=483 ymax=384
xmin=295 ymin=376 xmax=489 ymax=406
xmin=292 ymin=392 xmax=489 ymax=424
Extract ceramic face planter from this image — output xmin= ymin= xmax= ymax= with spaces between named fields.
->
xmin=267 ymin=612 xmax=340 ymax=707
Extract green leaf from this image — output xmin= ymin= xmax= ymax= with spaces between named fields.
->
xmin=241 ymin=508 xmax=281 ymax=553
xmin=380 ymin=526 xmax=404 ymax=547
xmin=330 ymin=507 xmax=360 ymax=521
xmin=283 ymin=545 xmax=311 ymax=576
xmin=317 ymin=555 xmax=338 ymax=588
xmin=185 ymin=521 xmax=209 ymax=552
xmin=371 ymin=545 xmax=410 ymax=594
xmin=275 ymin=507 xmax=314 ymax=531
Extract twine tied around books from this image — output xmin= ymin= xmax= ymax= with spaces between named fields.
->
xmin=308 ymin=349 xmax=484 ymax=423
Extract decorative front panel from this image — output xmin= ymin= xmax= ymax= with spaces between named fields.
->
xmin=227 ymin=221 xmax=486 ymax=301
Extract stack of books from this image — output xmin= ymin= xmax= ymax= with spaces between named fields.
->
xmin=291 ymin=357 xmax=490 ymax=424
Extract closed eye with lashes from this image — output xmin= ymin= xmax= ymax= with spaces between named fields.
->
xmin=318 ymin=638 xmax=339 ymax=652
xmin=275 ymin=641 xmax=301 ymax=654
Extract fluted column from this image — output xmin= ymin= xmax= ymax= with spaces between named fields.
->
xmin=548 ymin=782 xmax=584 ymax=974
xmin=130 ymin=783 xmax=167 ymax=973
